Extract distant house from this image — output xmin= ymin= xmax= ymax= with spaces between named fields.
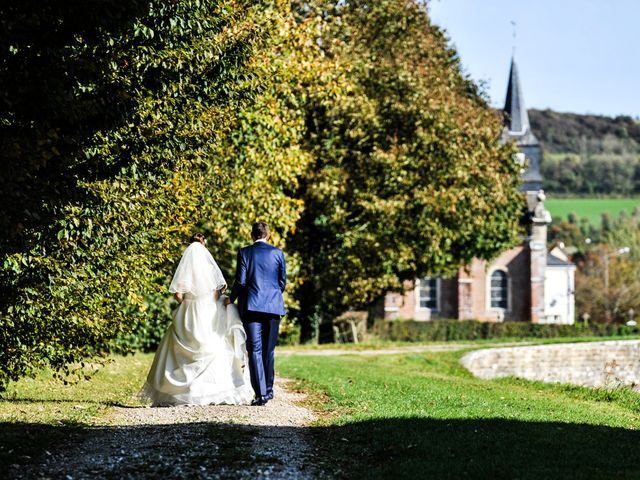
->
xmin=383 ymin=57 xmax=576 ymax=325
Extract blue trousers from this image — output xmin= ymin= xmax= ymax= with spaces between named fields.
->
xmin=243 ymin=312 xmax=280 ymax=398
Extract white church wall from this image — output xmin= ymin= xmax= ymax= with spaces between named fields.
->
xmin=542 ymin=266 xmax=575 ymax=325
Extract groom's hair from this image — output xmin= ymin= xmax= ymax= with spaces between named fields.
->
xmin=251 ymin=221 xmax=269 ymax=240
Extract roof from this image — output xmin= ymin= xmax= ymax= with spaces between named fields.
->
xmin=504 ymin=56 xmax=529 ymax=133
xmin=546 ymin=252 xmax=575 ymax=267
xmin=502 ymin=57 xmax=540 ymax=147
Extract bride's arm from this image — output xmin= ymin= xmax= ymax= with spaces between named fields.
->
xmin=214 ymin=289 xmax=220 ymax=301
xmin=174 ymin=292 xmax=183 ymax=304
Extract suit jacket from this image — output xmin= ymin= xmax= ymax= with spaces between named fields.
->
xmin=229 ymin=241 xmax=287 ymax=317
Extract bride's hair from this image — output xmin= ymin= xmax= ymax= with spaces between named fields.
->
xmin=190 ymin=233 xmax=206 ymax=245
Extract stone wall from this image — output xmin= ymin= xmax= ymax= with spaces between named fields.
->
xmin=460 ymin=340 xmax=640 ymax=391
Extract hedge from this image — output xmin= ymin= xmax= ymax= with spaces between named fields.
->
xmin=371 ymin=319 xmax=640 ymax=342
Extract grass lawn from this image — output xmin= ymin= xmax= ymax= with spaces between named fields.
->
xmin=278 ymin=350 xmax=640 ymax=479
xmin=545 ymin=197 xmax=640 ymax=225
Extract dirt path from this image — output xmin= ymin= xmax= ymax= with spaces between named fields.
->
xmin=12 ymin=379 xmax=320 ymax=480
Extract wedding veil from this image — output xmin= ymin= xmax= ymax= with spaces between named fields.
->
xmin=169 ymin=242 xmax=227 ymax=297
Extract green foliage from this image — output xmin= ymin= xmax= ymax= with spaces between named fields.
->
xmin=548 ymin=218 xmax=598 ymax=249
xmin=547 ymin=209 xmax=640 ymax=325
xmin=110 ymin=295 xmax=175 ymax=353
xmin=542 ymin=153 xmax=640 ymax=195
xmin=0 ymin=1 xmax=311 ymax=389
xmin=290 ymin=0 xmax=522 ymax=339
xmin=371 ymin=319 xmax=640 ymax=342
xmin=576 ymin=216 xmax=640 ymax=324
xmin=277 ymin=316 xmax=302 ymax=346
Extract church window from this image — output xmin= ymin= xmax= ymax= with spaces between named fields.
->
xmin=416 ymin=277 xmax=438 ymax=310
xmin=490 ymin=270 xmax=508 ymax=309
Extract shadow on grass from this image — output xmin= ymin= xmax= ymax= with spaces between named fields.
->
xmin=313 ymin=417 xmax=640 ymax=479
xmin=1 ymin=418 xmax=639 ymax=479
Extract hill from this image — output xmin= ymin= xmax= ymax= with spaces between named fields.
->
xmin=529 ymin=109 xmax=640 ymax=155
xmin=527 ymin=109 xmax=640 ymax=195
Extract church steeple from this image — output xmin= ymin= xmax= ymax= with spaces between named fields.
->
xmin=504 ymin=56 xmax=530 ymax=134
xmin=500 ymin=56 xmax=542 ymax=192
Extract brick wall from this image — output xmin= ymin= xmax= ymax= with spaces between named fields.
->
xmin=458 ymin=246 xmax=529 ymax=322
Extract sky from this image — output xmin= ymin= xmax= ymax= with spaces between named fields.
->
xmin=427 ymin=0 xmax=640 ymax=118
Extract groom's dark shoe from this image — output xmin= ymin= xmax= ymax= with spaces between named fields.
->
xmin=251 ymin=396 xmax=268 ymax=406
xmin=264 ymin=392 xmax=274 ymax=401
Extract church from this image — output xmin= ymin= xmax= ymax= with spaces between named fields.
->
xmin=383 ymin=58 xmax=576 ymax=324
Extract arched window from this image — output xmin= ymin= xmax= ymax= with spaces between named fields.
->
xmin=416 ymin=277 xmax=438 ymax=310
xmin=490 ymin=270 xmax=508 ymax=309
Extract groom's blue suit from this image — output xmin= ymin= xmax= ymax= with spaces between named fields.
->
xmin=230 ymin=240 xmax=286 ymax=400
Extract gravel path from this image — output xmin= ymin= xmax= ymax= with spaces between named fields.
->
xmin=11 ymin=379 xmax=320 ymax=480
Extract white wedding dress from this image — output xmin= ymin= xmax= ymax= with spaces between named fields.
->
xmin=141 ymin=243 xmax=255 ymax=406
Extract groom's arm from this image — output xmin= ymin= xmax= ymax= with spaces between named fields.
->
xmin=229 ymin=249 xmax=247 ymax=304
xmin=278 ymin=250 xmax=286 ymax=292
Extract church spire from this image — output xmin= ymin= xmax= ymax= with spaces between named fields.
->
xmin=500 ymin=55 xmax=541 ymax=192
xmin=503 ymin=56 xmax=530 ymax=134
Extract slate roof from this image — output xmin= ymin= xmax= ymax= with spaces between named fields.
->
xmin=504 ymin=57 xmax=529 ymax=132
xmin=546 ymin=252 xmax=575 ymax=267
xmin=502 ymin=57 xmax=539 ymax=146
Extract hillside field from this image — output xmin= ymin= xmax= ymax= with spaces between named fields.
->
xmin=545 ymin=198 xmax=640 ymax=225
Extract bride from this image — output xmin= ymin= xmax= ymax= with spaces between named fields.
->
xmin=141 ymin=234 xmax=254 ymax=406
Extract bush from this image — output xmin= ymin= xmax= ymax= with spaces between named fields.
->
xmin=277 ymin=317 xmax=301 ymax=346
xmin=371 ymin=319 xmax=640 ymax=342
xmin=109 ymin=294 xmax=175 ymax=353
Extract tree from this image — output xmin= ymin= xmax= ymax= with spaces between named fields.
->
xmin=0 ymin=1 xmax=311 ymax=388
xmin=290 ymin=0 xmax=522 ymax=340
xmin=548 ymin=220 xmax=586 ymax=248
xmin=576 ymin=217 xmax=640 ymax=323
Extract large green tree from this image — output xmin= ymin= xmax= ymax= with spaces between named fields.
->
xmin=291 ymin=0 xmax=522 ymax=340
xmin=0 ymin=1 xmax=311 ymax=388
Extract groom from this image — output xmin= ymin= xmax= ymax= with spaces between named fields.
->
xmin=227 ymin=221 xmax=286 ymax=406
